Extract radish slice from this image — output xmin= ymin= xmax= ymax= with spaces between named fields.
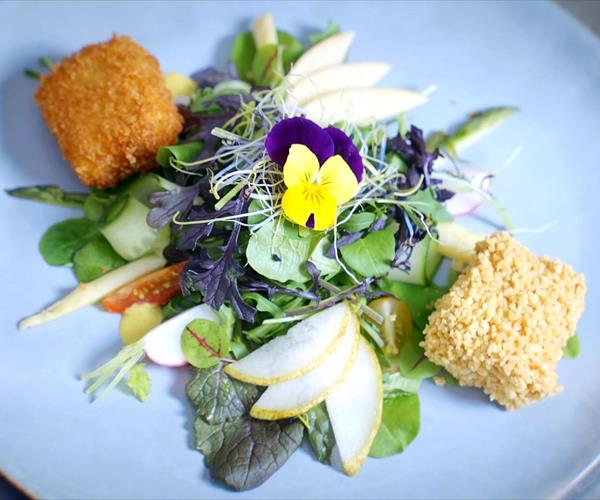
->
xmin=81 ymin=304 xmax=218 ymax=402
xmin=442 ymin=167 xmax=492 ymax=216
xmin=144 ymin=304 xmax=218 ymax=367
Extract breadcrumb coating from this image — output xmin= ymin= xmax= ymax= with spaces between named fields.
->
xmin=35 ymin=35 xmax=183 ymax=188
xmin=423 ymin=233 xmax=586 ymax=410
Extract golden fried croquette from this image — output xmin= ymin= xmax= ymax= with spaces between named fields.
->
xmin=423 ymin=233 xmax=586 ymax=410
xmin=35 ymin=35 xmax=183 ymax=188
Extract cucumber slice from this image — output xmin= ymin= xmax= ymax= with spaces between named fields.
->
xmin=119 ymin=174 xmax=180 ymax=207
xmin=100 ymin=196 xmax=170 ymax=261
xmin=387 ymin=236 xmax=442 ymax=285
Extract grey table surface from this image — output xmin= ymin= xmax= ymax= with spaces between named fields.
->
xmin=1 ymin=1 xmax=599 ymax=499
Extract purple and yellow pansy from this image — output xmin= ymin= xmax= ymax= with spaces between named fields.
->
xmin=265 ymin=117 xmax=364 ymax=231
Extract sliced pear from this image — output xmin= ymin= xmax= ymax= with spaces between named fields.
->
xmin=253 ymin=13 xmax=277 ymax=48
xmin=436 ymin=222 xmax=484 ymax=263
xmin=225 ymin=302 xmax=351 ymax=385
xmin=250 ymin=315 xmax=359 ymax=420
xmin=301 ymin=87 xmax=428 ymax=126
xmin=286 ymin=32 xmax=355 ymax=86
xmin=326 ymin=336 xmax=383 ymax=476
xmin=287 ymin=62 xmax=391 ymax=106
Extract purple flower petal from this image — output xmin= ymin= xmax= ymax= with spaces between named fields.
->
xmin=265 ymin=117 xmax=334 ymax=166
xmin=324 ymin=126 xmax=364 ymax=182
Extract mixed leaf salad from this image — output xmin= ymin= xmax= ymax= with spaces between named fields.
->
xmin=10 ymin=14 xmax=570 ymax=492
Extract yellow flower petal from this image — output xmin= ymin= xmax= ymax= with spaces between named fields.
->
xmin=282 ymin=183 xmax=337 ymax=231
xmin=283 ymin=144 xmax=320 ymax=188
xmin=317 ymin=155 xmax=359 ymax=204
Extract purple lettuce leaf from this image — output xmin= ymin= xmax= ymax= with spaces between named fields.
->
xmin=181 ymin=196 xmax=256 ymax=322
xmin=190 ymin=67 xmax=234 ymax=87
xmin=176 ymin=200 xmax=243 ymax=251
xmin=147 ymin=184 xmax=200 ymax=228
xmin=389 ymin=125 xmax=440 ymax=189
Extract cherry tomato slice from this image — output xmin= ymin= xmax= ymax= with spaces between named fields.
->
xmin=101 ymin=260 xmax=188 ymax=313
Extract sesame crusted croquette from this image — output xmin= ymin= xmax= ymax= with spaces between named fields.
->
xmin=35 ymin=35 xmax=183 ymax=188
xmin=423 ymin=232 xmax=586 ymax=410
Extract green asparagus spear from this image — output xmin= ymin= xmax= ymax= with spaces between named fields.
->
xmin=6 ymin=185 xmax=88 ymax=208
xmin=427 ymin=106 xmax=518 ymax=155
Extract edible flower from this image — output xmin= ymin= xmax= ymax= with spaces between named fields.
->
xmin=265 ymin=117 xmax=363 ymax=230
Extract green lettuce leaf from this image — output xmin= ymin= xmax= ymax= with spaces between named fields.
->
xmin=126 ymin=364 xmax=151 ymax=402
xmin=563 ymin=334 xmax=581 ymax=359
xmin=38 ymin=218 xmax=99 ymax=266
xmin=246 ymin=218 xmax=318 ymax=283
xmin=339 ymin=228 xmax=395 ymax=278
xmin=370 ymin=393 xmax=420 ymax=457
xmin=72 ymin=237 xmax=126 ymax=282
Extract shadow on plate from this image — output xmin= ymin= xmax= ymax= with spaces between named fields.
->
xmin=0 ymin=54 xmax=81 ymax=189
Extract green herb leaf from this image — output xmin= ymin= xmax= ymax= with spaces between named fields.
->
xmin=383 ymin=372 xmax=422 ymax=397
xmin=369 ymin=393 xmax=420 ymax=457
xmin=193 ymin=416 xmax=304 ymax=491
xmin=563 ymin=334 xmax=581 ymax=360
xmin=156 ymin=141 xmax=203 ymax=168
xmin=396 ymin=329 xmax=440 ymax=379
xmin=72 ymin=237 xmax=127 ymax=282
xmin=246 ymin=218 xmax=318 ymax=283
xmin=308 ymin=20 xmax=341 ymax=45
xmin=379 ymin=279 xmax=447 ymax=329
xmin=5 ymin=185 xmax=88 ymax=208
xmin=24 ymin=69 xmax=41 ymax=80
xmin=277 ymin=31 xmax=303 ymax=72
xmin=309 ymin=237 xmax=340 ymax=277
xmin=305 ymin=402 xmax=335 ymax=464
xmin=339 ymin=212 xmax=376 ymax=233
xmin=187 ymin=364 xmax=260 ymax=424
xmin=38 ymin=218 xmax=99 ymax=266
xmin=408 ymin=188 xmax=453 ymax=225
xmin=181 ymin=319 xmax=230 ymax=369
xmin=231 ymin=32 xmax=257 ymax=82
xmin=243 ymin=292 xmax=283 ymax=316
xmin=251 ymin=44 xmax=283 ymax=86
xmin=161 ymin=293 xmax=203 ymax=320
xmin=339 ymin=229 xmax=395 ymax=278
xmin=126 ymin=363 xmax=151 ymax=402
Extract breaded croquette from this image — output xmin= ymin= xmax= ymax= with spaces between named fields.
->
xmin=35 ymin=35 xmax=183 ymax=188
xmin=423 ymin=233 xmax=586 ymax=410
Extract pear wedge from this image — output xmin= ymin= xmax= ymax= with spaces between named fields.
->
xmin=287 ymin=62 xmax=391 ymax=106
xmin=225 ymin=302 xmax=351 ymax=385
xmin=326 ymin=336 xmax=383 ymax=476
xmin=287 ymin=32 xmax=355 ymax=86
xmin=301 ymin=87 xmax=428 ymax=126
xmin=436 ymin=222 xmax=484 ymax=263
xmin=250 ymin=314 xmax=359 ymax=420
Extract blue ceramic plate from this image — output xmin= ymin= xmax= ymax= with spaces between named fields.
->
xmin=1 ymin=1 xmax=599 ymax=498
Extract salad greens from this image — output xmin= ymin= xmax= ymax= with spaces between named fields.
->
xmin=188 ymin=363 xmax=303 ymax=490
xmin=370 ymin=393 xmax=420 ymax=458
xmin=39 ymin=218 xmax=99 ymax=266
xmin=126 ymin=363 xmax=151 ymax=402
xmin=8 ymin=11 xmax=535 ymax=493
xmin=181 ymin=318 xmax=230 ymax=368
